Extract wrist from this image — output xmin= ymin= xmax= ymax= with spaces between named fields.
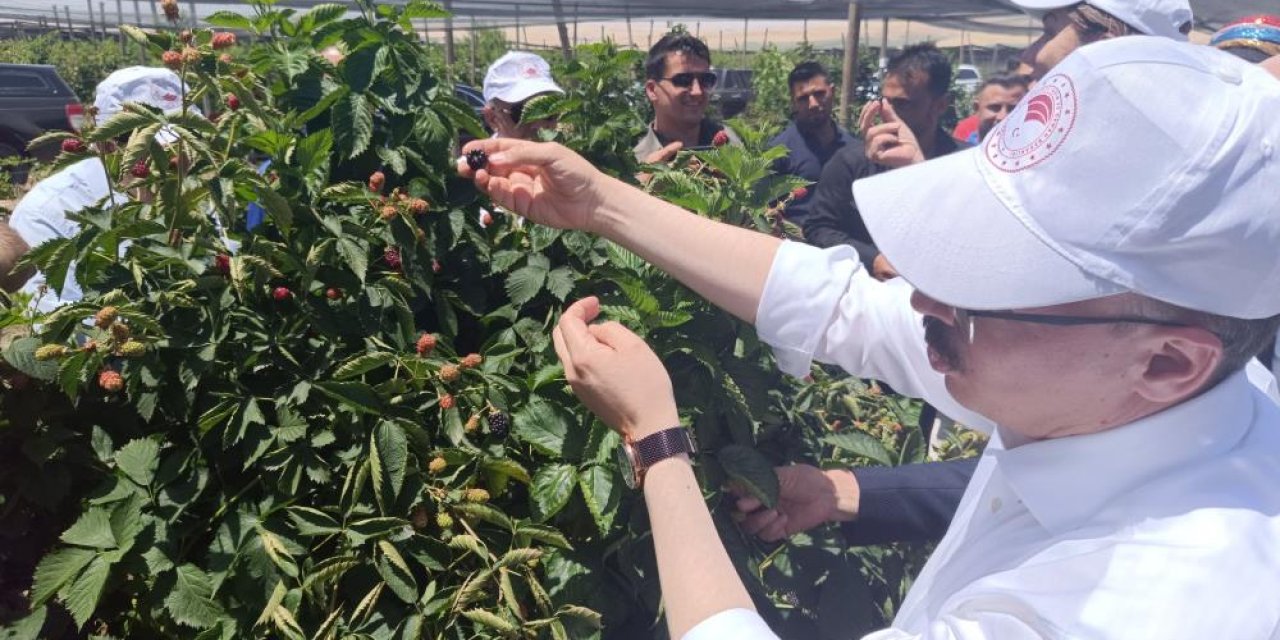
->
xmin=586 ymin=175 xmax=645 ymax=239
xmin=825 ymin=468 xmax=860 ymax=523
xmin=627 ymin=407 xmax=681 ymax=441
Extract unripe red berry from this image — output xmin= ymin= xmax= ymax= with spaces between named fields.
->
xmin=181 ymin=46 xmax=201 ymax=65
xmin=379 ymin=205 xmax=398 ymax=221
xmin=460 ymin=353 xmax=482 ymax=369
xmin=61 ymin=138 xmax=87 ymax=154
xmin=211 ymin=32 xmax=237 ymax=50
xmin=162 ymin=50 xmax=183 ymax=69
xmin=272 ymin=286 xmax=292 ymax=301
xmin=325 ymin=287 xmax=342 ymax=300
xmin=409 ymin=198 xmax=429 ymax=214
xmin=712 ymin=130 xmax=730 ymax=147
xmin=225 ymin=93 xmax=241 ymax=111
xmin=439 ymin=393 xmax=455 ymax=410
xmin=480 ymin=211 xmax=493 ymax=226
xmin=94 ymin=306 xmax=119 ymax=328
xmin=439 ymin=364 xmax=461 ymax=383
xmin=416 ymin=333 xmax=437 ymax=356
xmin=432 ymin=259 xmax=442 ymax=274
xmin=98 ymin=369 xmax=124 ymax=392
xmin=129 ymin=160 xmax=150 ymax=179
xmin=790 ymin=186 xmax=809 ymax=200
xmin=218 ymin=53 xmax=233 ymax=64
xmin=368 ymin=171 xmax=385 ymax=192
xmin=179 ymin=29 xmax=193 ymax=43
xmin=384 ymin=247 xmax=402 ymax=272
xmin=213 ymin=254 xmax=231 ymax=275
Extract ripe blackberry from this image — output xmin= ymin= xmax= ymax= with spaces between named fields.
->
xmin=465 ymin=148 xmax=489 ymax=171
xmin=487 ymin=412 xmax=510 ymax=438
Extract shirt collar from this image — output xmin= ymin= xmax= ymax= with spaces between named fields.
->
xmin=993 ymin=370 xmax=1256 ymax=535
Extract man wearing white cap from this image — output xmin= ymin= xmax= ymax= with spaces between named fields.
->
xmin=481 ymin=51 xmax=564 ymax=141
xmin=460 ymin=36 xmax=1280 ymax=639
xmin=4 ymin=67 xmax=190 ymax=312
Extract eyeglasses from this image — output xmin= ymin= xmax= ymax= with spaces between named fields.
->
xmin=659 ymin=71 xmax=718 ymax=90
xmin=952 ymin=307 xmax=1198 ymax=344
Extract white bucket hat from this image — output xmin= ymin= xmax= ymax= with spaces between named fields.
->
xmin=93 ymin=66 xmax=198 ymax=144
xmin=1007 ymin=0 xmax=1193 ymax=40
xmin=482 ymin=51 xmax=564 ymax=104
xmin=855 ymin=36 xmax=1280 ymax=319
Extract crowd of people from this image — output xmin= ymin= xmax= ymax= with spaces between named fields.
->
xmin=3 ymin=1 xmax=1280 ymax=638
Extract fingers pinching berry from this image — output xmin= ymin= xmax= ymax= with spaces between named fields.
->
xmin=465 ymin=149 xmax=489 ymax=172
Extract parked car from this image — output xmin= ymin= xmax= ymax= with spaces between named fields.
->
xmin=0 ymin=64 xmax=83 ymax=183
xmin=955 ymin=64 xmax=983 ymax=95
xmin=711 ymin=68 xmax=755 ymax=119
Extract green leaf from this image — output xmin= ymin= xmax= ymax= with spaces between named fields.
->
xmin=333 ymin=352 xmax=395 ymax=380
xmin=578 ymin=465 xmax=619 ymax=535
xmin=59 ymin=554 xmax=111 ymax=628
xmin=480 ymin=458 xmax=531 ymax=485
xmin=61 ymin=508 xmax=117 ymax=549
xmin=718 ymin=444 xmax=780 ymax=509
xmin=495 ymin=548 xmax=541 ymax=569
xmin=314 ymin=381 xmax=385 ymax=414
xmin=822 ymin=431 xmax=895 ymax=468
xmin=342 ymin=46 xmax=381 ymax=93
xmin=165 ymin=564 xmax=226 ymax=629
xmin=505 ymin=255 xmax=550 ymax=306
xmin=0 ymin=606 xmax=47 ymax=639
xmin=376 ymin=541 xmax=418 ymax=603
xmin=451 ymin=503 xmax=512 ymax=530
xmin=371 ymin=421 xmax=408 ymax=512
xmin=287 ymin=507 xmax=342 ymax=537
xmin=515 ymin=523 xmax=572 ymax=550
xmin=545 ymin=267 xmax=577 ymax=301
xmin=512 ymin=397 xmax=570 ymax=457
xmin=557 ymin=605 xmax=603 ymax=629
xmin=333 ymin=93 xmax=374 ymax=159
xmin=530 ymin=464 xmax=576 ymax=521
xmin=31 ymin=547 xmax=95 ymax=608
xmin=2 ymin=336 xmax=60 ymax=381
xmin=253 ymin=186 xmax=294 ymax=233
xmin=461 ymin=609 xmax=517 ymax=634
xmin=204 ymin=10 xmax=253 ymax=29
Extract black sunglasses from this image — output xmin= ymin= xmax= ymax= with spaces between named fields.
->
xmin=659 ymin=71 xmax=718 ymax=90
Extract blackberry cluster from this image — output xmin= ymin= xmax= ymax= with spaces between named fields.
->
xmin=465 ymin=148 xmax=489 ymax=172
xmin=487 ymin=412 xmax=510 ymax=438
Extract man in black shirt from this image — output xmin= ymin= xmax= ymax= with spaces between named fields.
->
xmin=768 ymin=62 xmax=854 ymax=225
xmin=803 ymin=43 xmax=965 ymax=280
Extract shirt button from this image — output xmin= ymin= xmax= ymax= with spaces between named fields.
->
xmin=990 ymin=497 xmax=1003 ymax=513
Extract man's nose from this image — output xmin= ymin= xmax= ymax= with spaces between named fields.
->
xmin=689 ymin=79 xmax=707 ymax=96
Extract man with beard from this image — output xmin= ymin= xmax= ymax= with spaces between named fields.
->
xmin=767 ymin=62 xmax=854 ymax=225
xmin=458 ymin=37 xmax=1280 ymax=638
xmin=634 ymin=31 xmax=741 ymax=165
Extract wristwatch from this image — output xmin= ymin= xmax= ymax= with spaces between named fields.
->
xmin=616 ymin=427 xmax=698 ymax=490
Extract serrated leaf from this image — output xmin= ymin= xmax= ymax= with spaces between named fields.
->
xmin=115 ymin=438 xmax=159 ymax=488
xmin=505 ymin=256 xmax=550 ymax=306
xmin=480 ymin=457 xmax=531 ymax=485
xmin=371 ymin=421 xmax=407 ymax=512
xmin=495 ymin=548 xmax=541 ymax=569
xmin=512 ymin=397 xmax=570 ymax=457
xmin=447 ymin=534 xmax=486 ymax=557
xmin=822 ymin=431 xmax=895 ymax=468
xmin=165 ymin=564 xmax=225 ymax=629
xmin=336 ymin=237 xmax=368 ymax=282
xmin=545 ymin=267 xmax=576 ymax=301
xmin=253 ymin=186 xmax=293 ymax=233
xmin=557 ymin=605 xmax=603 ymax=629
xmin=204 ymin=10 xmax=253 ymax=28
xmin=515 ymin=524 xmax=572 ymax=550
xmin=334 ymin=352 xmax=395 ymax=380
xmin=334 ymin=93 xmax=373 ymax=159
xmin=60 ymin=508 xmax=117 ymax=549
xmin=718 ymin=444 xmax=780 ymax=509
xmin=30 ymin=547 xmax=95 ymax=608
xmin=59 ymin=554 xmax=111 ymax=628
xmin=451 ymin=502 xmax=512 ymax=530
xmin=578 ymin=465 xmax=619 ymax=535
xmin=461 ymin=609 xmax=517 ymax=634
xmin=530 ymin=464 xmax=576 ymax=522
xmin=376 ymin=540 xmax=418 ymax=603
xmin=287 ymin=507 xmax=341 ymax=537
xmin=314 ymin=380 xmax=385 ymax=414
xmin=2 ymin=336 xmax=60 ymax=381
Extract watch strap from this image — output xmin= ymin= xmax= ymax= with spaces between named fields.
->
xmin=632 ymin=427 xmax=697 ymax=470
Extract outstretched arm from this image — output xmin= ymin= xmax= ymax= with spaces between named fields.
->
xmin=459 ymin=139 xmax=781 ymax=324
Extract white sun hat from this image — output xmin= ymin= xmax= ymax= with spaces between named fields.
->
xmin=1006 ymin=0 xmax=1192 ymax=40
xmin=855 ymin=36 xmax=1280 ymax=319
xmin=93 ymin=66 xmax=199 ymax=144
xmin=482 ymin=51 xmax=564 ymax=104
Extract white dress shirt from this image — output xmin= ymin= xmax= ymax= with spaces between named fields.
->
xmin=684 ymin=242 xmax=1280 ymax=639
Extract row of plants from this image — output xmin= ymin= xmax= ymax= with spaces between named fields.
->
xmin=0 ymin=3 xmax=979 ymax=638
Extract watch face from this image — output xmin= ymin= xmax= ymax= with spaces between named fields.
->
xmin=616 ymin=441 xmax=639 ymax=490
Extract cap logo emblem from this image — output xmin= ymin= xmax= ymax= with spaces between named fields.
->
xmin=985 ymin=73 xmax=1077 ymax=173
xmin=521 ymin=65 xmax=539 ymax=78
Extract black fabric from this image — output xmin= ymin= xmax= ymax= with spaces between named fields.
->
xmin=802 ymin=131 xmax=964 ymax=271
xmin=842 ymin=457 xmax=978 ymax=546
xmin=769 ymin=121 xmax=855 ymax=224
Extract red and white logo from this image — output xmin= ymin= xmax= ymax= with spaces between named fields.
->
xmin=984 ymin=74 xmax=1077 ymax=173
xmin=521 ymin=65 xmax=540 ymax=78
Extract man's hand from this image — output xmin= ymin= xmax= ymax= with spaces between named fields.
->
xmin=871 ymin=254 xmax=899 ymax=281
xmin=643 ymin=140 xmax=683 ymax=165
xmin=731 ymin=465 xmax=860 ymax=542
xmin=552 ymin=297 xmax=680 ymax=440
xmin=457 ymin=139 xmax=608 ymax=233
xmin=859 ymin=99 xmax=925 ymax=169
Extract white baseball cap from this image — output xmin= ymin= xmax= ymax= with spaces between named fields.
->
xmin=855 ymin=36 xmax=1280 ymax=320
xmin=94 ymin=66 xmax=199 ymax=144
xmin=482 ymin=51 xmax=564 ymax=104
xmin=1007 ymin=0 xmax=1192 ymax=40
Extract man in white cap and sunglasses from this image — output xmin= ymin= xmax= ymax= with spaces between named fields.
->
xmin=3 ymin=66 xmax=193 ymax=313
xmin=459 ymin=35 xmax=1280 ymax=638
xmin=482 ymin=51 xmax=564 ymax=141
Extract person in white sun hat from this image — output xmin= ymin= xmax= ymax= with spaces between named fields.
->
xmin=481 ymin=51 xmax=564 ymax=141
xmin=459 ymin=36 xmax=1280 ymax=639
xmin=3 ymin=67 xmax=198 ymax=313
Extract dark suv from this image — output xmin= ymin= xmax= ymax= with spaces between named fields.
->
xmin=0 ymin=64 xmax=83 ymax=182
xmin=712 ymin=68 xmax=755 ymax=119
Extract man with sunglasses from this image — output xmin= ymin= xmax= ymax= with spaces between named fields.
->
xmin=634 ymin=32 xmax=741 ymax=164
xmin=460 ymin=36 xmax=1280 ymax=638
xmin=482 ymin=51 xmax=564 ymax=141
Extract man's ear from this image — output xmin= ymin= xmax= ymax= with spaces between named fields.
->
xmin=1134 ymin=327 xmax=1224 ymax=404
xmin=644 ymin=79 xmax=659 ymax=103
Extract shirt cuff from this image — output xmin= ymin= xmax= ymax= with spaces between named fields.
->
xmin=756 ymin=240 xmax=863 ymax=377
xmin=682 ymin=608 xmax=779 ymax=640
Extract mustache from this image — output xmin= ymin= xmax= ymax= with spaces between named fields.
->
xmin=923 ymin=316 xmax=964 ymax=370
